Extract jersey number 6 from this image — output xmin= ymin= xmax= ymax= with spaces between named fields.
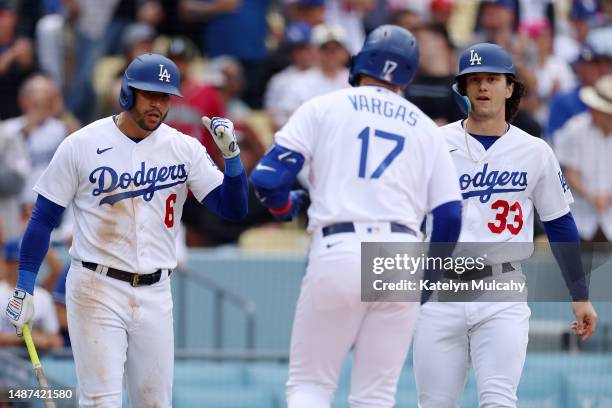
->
xmin=165 ymin=194 xmax=177 ymax=228
xmin=488 ymin=200 xmax=523 ymax=235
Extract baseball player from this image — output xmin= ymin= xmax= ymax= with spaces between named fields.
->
xmin=4 ymin=53 xmax=248 ymax=407
xmin=251 ymin=25 xmax=463 ymax=408
xmin=412 ymin=43 xmax=598 ymax=408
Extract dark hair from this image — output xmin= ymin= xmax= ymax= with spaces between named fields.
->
xmin=457 ymin=74 xmax=525 ymax=121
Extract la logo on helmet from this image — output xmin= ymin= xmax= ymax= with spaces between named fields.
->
xmin=158 ymin=64 xmax=171 ymax=82
xmin=469 ymin=49 xmax=482 ymax=66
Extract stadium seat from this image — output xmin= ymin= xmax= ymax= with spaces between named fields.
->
xmin=173 ymin=386 xmax=275 ymax=408
xmin=173 ymin=361 xmax=244 ymax=387
xmin=518 ymin=370 xmax=563 ymax=400
xmin=566 ymin=373 xmax=612 ymax=408
xmin=523 ymin=353 xmax=612 ymax=377
xmin=245 ymin=363 xmax=288 ymax=407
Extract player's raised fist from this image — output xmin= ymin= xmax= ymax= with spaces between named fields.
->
xmin=202 ymin=116 xmax=241 ymax=159
xmin=5 ymin=288 xmax=35 ymax=336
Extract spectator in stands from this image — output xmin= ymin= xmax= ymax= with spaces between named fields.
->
xmin=0 ymin=0 xmax=35 ymax=120
xmin=2 ymin=75 xmax=67 ymax=209
xmin=555 ymin=0 xmax=601 ymax=63
xmin=405 ymin=23 xmax=462 ymax=126
xmin=14 ymin=0 xmax=65 ymax=88
xmin=555 ymin=74 xmax=612 ymax=243
xmin=179 ymin=0 xmax=269 ymax=108
xmin=66 ymin=0 xmax=162 ymax=123
xmin=388 ymin=7 xmax=425 ymax=34
xmin=547 ymin=44 xmax=610 ymax=139
xmin=523 ymin=19 xmax=577 ymax=127
xmin=94 ymin=22 xmax=157 ymax=117
xmin=0 ymin=240 xmax=62 ymax=349
xmin=206 ymin=56 xmax=252 ymax=122
xmin=265 ymin=22 xmax=318 ymax=129
xmin=285 ymin=0 xmax=326 ymax=27
xmin=323 ymin=0 xmax=373 ymax=55
xmin=474 ymin=0 xmax=519 ymax=48
xmin=164 ymin=36 xmax=227 ymax=166
xmin=0 ymin=123 xmax=29 ymax=242
xmin=272 ymin=24 xmax=349 ymax=122
xmin=430 ymin=0 xmax=456 ymax=26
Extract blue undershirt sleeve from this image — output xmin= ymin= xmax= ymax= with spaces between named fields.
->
xmin=422 ymin=200 xmax=463 ymax=304
xmin=17 ymin=195 xmax=66 ymax=294
xmin=201 ymin=157 xmax=248 ymax=221
xmin=542 ymin=211 xmax=589 ymax=301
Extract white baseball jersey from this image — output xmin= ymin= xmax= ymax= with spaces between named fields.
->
xmin=275 ymin=85 xmax=461 ymax=233
xmin=34 ymin=116 xmax=223 ymax=273
xmin=442 ymin=120 xmax=573 ymax=262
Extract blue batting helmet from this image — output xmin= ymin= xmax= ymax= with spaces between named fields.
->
xmin=452 ymin=42 xmax=515 ymax=115
xmin=119 ymin=53 xmax=182 ymax=110
xmin=348 ymin=25 xmax=419 ymax=88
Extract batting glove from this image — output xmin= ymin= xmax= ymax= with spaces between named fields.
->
xmin=202 ymin=116 xmax=240 ymax=159
xmin=5 ymin=288 xmax=34 ymax=336
xmin=269 ymin=189 xmax=307 ymax=222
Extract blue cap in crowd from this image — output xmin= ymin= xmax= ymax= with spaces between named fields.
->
xmin=570 ymin=0 xmax=599 ymax=21
xmin=284 ymin=22 xmax=312 ymax=48
xmin=573 ymin=43 xmax=602 ymax=64
xmin=481 ymin=0 xmax=516 ymax=12
xmin=3 ymin=240 xmax=20 ymax=263
xmin=291 ymin=0 xmax=325 ymax=6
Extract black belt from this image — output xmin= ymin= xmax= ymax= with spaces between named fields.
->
xmin=81 ymin=261 xmax=171 ymax=287
xmin=322 ymin=222 xmax=417 ymax=237
xmin=444 ymin=262 xmax=515 ymax=281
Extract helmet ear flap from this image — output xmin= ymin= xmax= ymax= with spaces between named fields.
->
xmin=119 ymin=74 xmax=134 ymax=110
xmin=452 ymin=82 xmax=471 ymax=116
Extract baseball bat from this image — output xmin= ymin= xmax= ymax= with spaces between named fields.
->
xmin=22 ymin=323 xmax=57 ymax=408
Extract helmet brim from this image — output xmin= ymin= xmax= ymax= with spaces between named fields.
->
xmin=129 ymin=81 xmax=183 ymax=97
xmin=456 ymin=66 xmax=516 ymax=78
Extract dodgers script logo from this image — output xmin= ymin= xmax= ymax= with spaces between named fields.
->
xmin=459 ymin=163 xmax=527 ymax=203
xmin=89 ymin=162 xmax=187 ymax=205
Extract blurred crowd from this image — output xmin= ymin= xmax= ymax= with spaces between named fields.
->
xmin=0 ymin=0 xmax=611 ymax=268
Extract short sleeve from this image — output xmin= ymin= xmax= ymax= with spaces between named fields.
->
xmin=33 ymin=137 xmax=78 ymax=207
xmin=273 ymin=98 xmax=318 ymax=161
xmin=532 ymin=145 xmax=573 ymax=222
xmin=187 ymin=139 xmax=224 ymax=202
xmin=554 ymin=126 xmax=580 ymax=169
xmin=427 ymin=136 xmax=462 ymax=211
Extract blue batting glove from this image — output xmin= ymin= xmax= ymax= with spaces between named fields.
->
xmin=269 ymin=190 xmax=307 ymax=222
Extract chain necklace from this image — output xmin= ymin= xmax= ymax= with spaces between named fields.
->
xmin=463 ymin=118 xmax=510 ymax=163
xmin=463 ymin=118 xmax=479 ymax=163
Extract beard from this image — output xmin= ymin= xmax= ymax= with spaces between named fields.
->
xmin=133 ymin=110 xmax=168 ymax=132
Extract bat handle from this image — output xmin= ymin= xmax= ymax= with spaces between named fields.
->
xmin=22 ymin=324 xmax=58 ymax=408
xmin=22 ymin=323 xmax=42 ymax=369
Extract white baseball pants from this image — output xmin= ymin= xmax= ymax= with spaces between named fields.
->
xmin=413 ymin=301 xmax=530 ymax=408
xmin=66 ymin=260 xmax=174 ymax=407
xmin=286 ymin=222 xmax=421 ymax=408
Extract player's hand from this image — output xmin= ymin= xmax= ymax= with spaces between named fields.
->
xmin=5 ymin=289 xmax=35 ymax=337
xmin=270 ymin=190 xmax=307 ymax=222
xmin=571 ymin=301 xmax=597 ymax=342
xmin=202 ymin=116 xmax=240 ymax=159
